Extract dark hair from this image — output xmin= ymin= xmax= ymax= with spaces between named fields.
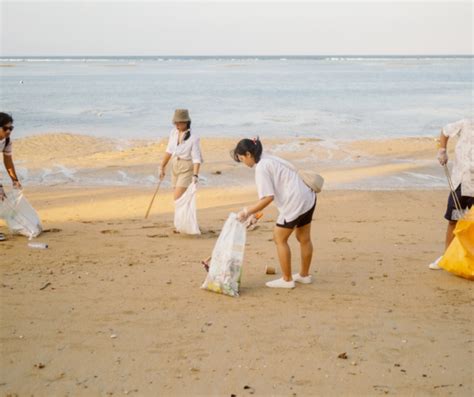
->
xmin=231 ymin=137 xmax=263 ymax=163
xmin=0 ymin=113 xmax=13 ymax=127
xmin=184 ymin=121 xmax=191 ymax=141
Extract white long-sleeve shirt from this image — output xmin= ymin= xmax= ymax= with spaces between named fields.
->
xmin=165 ymin=129 xmax=203 ymax=164
xmin=442 ymin=118 xmax=473 ymax=197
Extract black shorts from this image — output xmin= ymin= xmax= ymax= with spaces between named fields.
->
xmin=444 ymin=184 xmax=474 ymax=221
xmin=276 ymin=198 xmax=317 ymax=229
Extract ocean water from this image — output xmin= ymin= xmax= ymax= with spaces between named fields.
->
xmin=1 ymin=56 xmax=472 ymax=140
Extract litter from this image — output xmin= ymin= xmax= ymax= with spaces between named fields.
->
xmin=0 ymin=189 xmax=42 ymax=238
xmin=201 ymin=213 xmax=247 ymax=297
xmin=174 ymin=183 xmax=200 ymax=235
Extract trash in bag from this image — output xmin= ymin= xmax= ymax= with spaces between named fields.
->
xmin=174 ymin=183 xmax=200 ymax=235
xmin=439 ymin=208 xmax=474 ymax=280
xmin=0 ymin=189 xmax=43 ymax=238
xmin=201 ymin=213 xmax=247 ymax=297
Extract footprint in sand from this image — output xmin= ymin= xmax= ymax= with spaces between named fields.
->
xmin=43 ymin=228 xmax=62 ymax=233
xmin=100 ymin=229 xmax=120 ymax=235
xmin=333 ymin=237 xmax=352 ymax=243
xmin=146 ymin=234 xmax=169 ymax=238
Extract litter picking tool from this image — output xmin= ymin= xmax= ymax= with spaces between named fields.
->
xmin=144 ymin=180 xmax=162 ymax=219
xmin=443 ymin=165 xmax=465 ymax=220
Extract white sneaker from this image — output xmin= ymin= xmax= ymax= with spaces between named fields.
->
xmin=265 ymin=277 xmax=295 ymax=289
xmin=292 ymin=273 xmax=313 ymax=284
xmin=429 ymin=256 xmax=443 ymax=270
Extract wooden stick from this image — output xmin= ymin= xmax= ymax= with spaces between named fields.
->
xmin=144 ymin=180 xmax=162 ymax=219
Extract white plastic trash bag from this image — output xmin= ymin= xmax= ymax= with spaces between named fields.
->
xmin=174 ymin=183 xmax=200 ymax=235
xmin=0 ymin=189 xmax=42 ymax=238
xmin=201 ymin=213 xmax=247 ymax=297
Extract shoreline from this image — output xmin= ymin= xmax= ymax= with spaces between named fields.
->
xmin=2 ymin=132 xmax=450 ymax=191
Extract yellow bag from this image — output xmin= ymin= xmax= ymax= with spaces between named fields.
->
xmin=439 ymin=208 xmax=474 ymax=280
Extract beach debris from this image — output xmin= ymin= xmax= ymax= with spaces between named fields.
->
xmin=28 ymin=242 xmax=48 ymax=249
xmin=43 ymin=228 xmax=62 ymax=233
xmin=338 ymin=352 xmax=348 ymax=359
xmin=212 ymin=170 xmax=222 ymax=175
xmin=201 ymin=256 xmax=211 ymax=272
xmin=244 ymin=385 xmax=255 ymax=394
xmin=166 ymin=280 xmax=172 ymax=285
xmin=265 ymin=265 xmax=276 ymax=275
xmin=110 ymin=334 xmax=118 ymax=339
xmin=34 ymin=363 xmax=45 ymax=369
xmin=39 ymin=282 xmax=51 ymax=291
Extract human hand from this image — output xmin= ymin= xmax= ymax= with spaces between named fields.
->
xmin=12 ymin=180 xmax=22 ymax=190
xmin=437 ymin=148 xmax=448 ymax=166
xmin=237 ymin=207 xmax=249 ymax=222
xmin=192 ymin=175 xmax=199 ymax=184
xmin=159 ymin=168 xmax=166 ymax=181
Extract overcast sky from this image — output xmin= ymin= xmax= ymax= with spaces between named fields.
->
xmin=0 ymin=1 xmax=472 ymax=56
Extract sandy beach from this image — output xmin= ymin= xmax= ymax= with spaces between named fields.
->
xmin=1 ymin=179 xmax=472 ymax=396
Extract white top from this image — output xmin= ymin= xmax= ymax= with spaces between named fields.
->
xmin=1 ymin=138 xmax=12 ymax=156
xmin=255 ymin=154 xmax=316 ymax=224
xmin=442 ymin=118 xmax=474 ymax=197
xmin=165 ymin=129 xmax=203 ymax=164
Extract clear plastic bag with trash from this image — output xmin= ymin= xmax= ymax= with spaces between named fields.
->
xmin=0 ymin=189 xmax=42 ymax=238
xmin=201 ymin=213 xmax=247 ymax=297
xmin=174 ymin=183 xmax=201 ymax=235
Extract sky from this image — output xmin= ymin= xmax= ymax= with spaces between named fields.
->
xmin=0 ymin=1 xmax=472 ymax=56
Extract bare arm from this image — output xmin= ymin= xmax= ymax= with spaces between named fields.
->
xmin=246 ymin=196 xmax=274 ymax=216
xmin=159 ymin=152 xmax=172 ymax=180
xmin=439 ymin=130 xmax=449 ymax=149
xmin=4 ymin=154 xmax=21 ymax=187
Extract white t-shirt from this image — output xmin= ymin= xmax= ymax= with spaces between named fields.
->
xmin=442 ymin=118 xmax=473 ymax=197
xmin=255 ymin=154 xmax=316 ymax=224
xmin=0 ymin=138 xmax=12 ymax=156
xmin=165 ymin=129 xmax=203 ymax=164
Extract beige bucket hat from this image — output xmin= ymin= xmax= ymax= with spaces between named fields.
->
xmin=172 ymin=109 xmax=191 ymax=123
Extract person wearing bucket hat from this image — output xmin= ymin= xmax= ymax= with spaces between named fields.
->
xmin=159 ymin=109 xmax=203 ymax=200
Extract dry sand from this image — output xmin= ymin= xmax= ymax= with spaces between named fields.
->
xmin=1 ymin=185 xmax=472 ymax=396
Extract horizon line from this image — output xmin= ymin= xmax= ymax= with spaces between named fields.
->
xmin=1 ymin=53 xmax=473 ymax=58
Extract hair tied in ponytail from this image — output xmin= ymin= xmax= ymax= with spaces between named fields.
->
xmin=231 ymin=137 xmax=263 ymax=163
